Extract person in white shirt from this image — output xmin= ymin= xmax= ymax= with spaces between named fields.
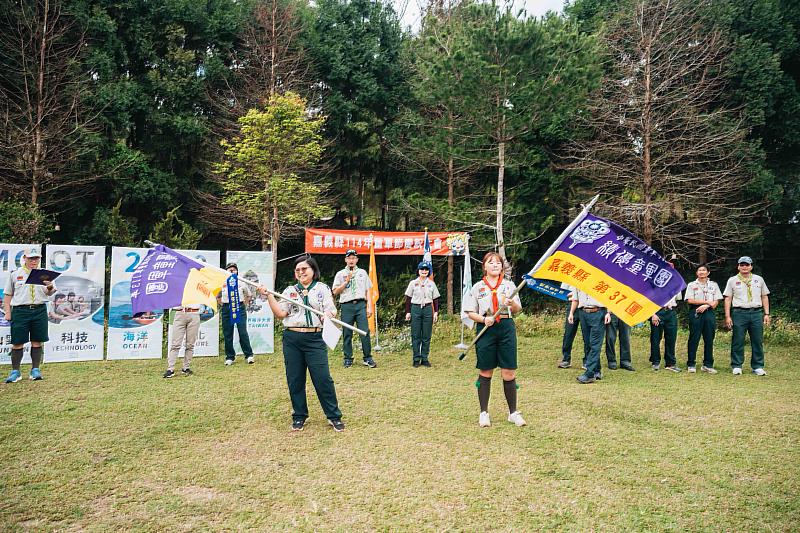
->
xmin=684 ymin=264 xmax=723 ymax=374
xmin=723 ymin=256 xmax=770 ymax=376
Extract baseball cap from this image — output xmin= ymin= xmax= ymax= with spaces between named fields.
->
xmin=225 ymin=262 xmax=238 ymax=270
xmin=24 ymin=247 xmax=42 ymax=258
xmin=345 ymin=249 xmax=358 ymax=257
xmin=417 ymin=261 xmax=432 ymax=271
xmin=738 ymin=256 xmax=753 ymax=265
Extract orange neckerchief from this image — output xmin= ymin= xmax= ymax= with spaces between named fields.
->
xmin=482 ymin=275 xmax=503 ymax=322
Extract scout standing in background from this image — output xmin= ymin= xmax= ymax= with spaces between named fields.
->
xmin=650 ymin=291 xmax=682 ymax=372
xmin=404 ymin=262 xmax=440 ymax=367
xmin=569 ymin=289 xmax=611 ymax=384
xmin=684 ymin=264 xmax=723 ymax=374
xmin=557 ymin=283 xmax=580 ymax=369
xmin=265 ymin=255 xmax=345 ymax=432
xmin=3 ymin=247 xmax=55 ymax=383
xmin=163 ymin=305 xmax=201 ymax=378
xmin=605 ymin=313 xmax=635 ymax=371
xmin=332 ymin=249 xmax=376 ymax=369
xmin=724 ymin=256 xmax=770 ymax=376
xmin=462 ymin=252 xmax=525 ymax=428
xmin=219 ymin=262 xmax=256 ymax=366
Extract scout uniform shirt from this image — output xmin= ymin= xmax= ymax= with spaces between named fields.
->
xmin=685 ymin=279 xmax=723 ymax=303
xmin=404 ymin=278 xmax=440 ymax=306
xmin=4 ymin=266 xmax=56 ymax=306
xmin=219 ymin=280 xmax=253 ymax=304
xmin=572 ymin=290 xmax=604 ymax=309
xmin=333 ymin=267 xmax=372 ymax=303
xmin=463 ymin=278 xmax=521 ymax=318
xmin=661 ymin=292 xmax=682 ymax=309
xmin=278 ymin=282 xmax=336 ymax=328
xmin=723 ymin=274 xmax=769 ymax=308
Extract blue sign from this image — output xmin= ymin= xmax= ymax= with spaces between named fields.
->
xmin=523 ymin=275 xmax=570 ymax=301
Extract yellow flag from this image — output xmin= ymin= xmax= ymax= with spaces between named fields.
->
xmin=367 ymin=240 xmax=379 ymax=334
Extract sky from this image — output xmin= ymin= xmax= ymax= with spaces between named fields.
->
xmin=393 ymin=0 xmax=567 ymax=32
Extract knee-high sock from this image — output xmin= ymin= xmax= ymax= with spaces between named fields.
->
xmin=503 ymin=378 xmax=518 ymax=413
xmin=30 ymin=346 xmax=43 ymax=369
xmin=477 ymin=375 xmax=491 ymax=412
xmin=11 ymin=348 xmax=23 ymax=371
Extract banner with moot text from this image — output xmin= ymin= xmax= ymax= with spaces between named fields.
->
xmin=166 ymin=249 xmax=221 ymax=357
xmin=225 ymin=250 xmax=274 ymax=354
xmin=44 ymin=245 xmax=105 ymax=362
xmin=0 ymin=243 xmax=34 ymax=364
xmin=305 ymin=229 xmax=468 ymax=256
xmin=532 ymin=214 xmax=685 ymax=326
xmin=108 ymin=247 xmax=164 ymax=359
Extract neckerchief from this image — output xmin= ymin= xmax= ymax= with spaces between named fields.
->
xmin=296 ymin=281 xmax=318 ymax=326
xmin=482 ymin=275 xmax=503 ymax=322
xmin=737 ymin=273 xmax=753 ymax=302
xmin=23 ymin=266 xmax=35 ymax=302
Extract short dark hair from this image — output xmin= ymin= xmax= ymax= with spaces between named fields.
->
xmin=68 ymin=291 xmax=76 ymax=297
xmin=54 ymin=293 xmax=66 ymax=301
xmin=295 ymin=255 xmax=320 ymax=281
xmin=696 ymin=263 xmax=709 ymax=271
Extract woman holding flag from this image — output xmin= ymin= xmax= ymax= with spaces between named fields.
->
xmin=462 ymin=252 xmax=525 ymax=428
xmin=264 ymin=255 xmax=345 ymax=433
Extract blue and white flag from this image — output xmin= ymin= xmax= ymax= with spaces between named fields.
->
xmin=460 ymin=237 xmax=474 ymax=328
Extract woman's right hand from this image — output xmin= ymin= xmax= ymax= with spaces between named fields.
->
xmin=405 ymin=313 xmax=411 ymax=321
xmin=484 ymin=316 xmax=495 ymax=327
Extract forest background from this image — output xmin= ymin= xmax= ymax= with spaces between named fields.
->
xmin=1 ymin=0 xmax=798 ymax=322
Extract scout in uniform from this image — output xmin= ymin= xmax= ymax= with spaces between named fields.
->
xmin=163 ymin=305 xmax=201 ymax=378
xmin=462 ymin=252 xmax=525 ymax=428
xmin=605 ymin=313 xmax=634 ymax=371
xmin=569 ymin=289 xmax=611 ymax=384
xmin=332 ymin=249 xmax=376 ymax=368
xmin=650 ymin=291 xmax=682 ymax=372
xmin=218 ymin=262 xmax=255 ymax=365
xmin=557 ymin=283 xmax=580 ymax=369
xmin=403 ymin=262 xmax=440 ymax=367
xmin=3 ymin=247 xmax=56 ymax=383
xmin=684 ymin=264 xmax=723 ymax=374
xmin=723 ymin=256 xmax=770 ymax=376
xmin=265 ymin=255 xmax=345 ymax=432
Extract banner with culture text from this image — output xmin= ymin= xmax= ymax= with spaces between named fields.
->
xmin=0 ymin=243 xmax=34 ymax=364
xmin=166 ymin=249 xmax=221 ymax=357
xmin=44 ymin=245 xmax=106 ymax=362
xmin=305 ymin=229 xmax=468 ymax=256
xmin=226 ymin=250 xmax=274 ymax=354
xmin=107 ymin=247 xmax=164 ymax=359
xmin=532 ymin=214 xmax=685 ymax=326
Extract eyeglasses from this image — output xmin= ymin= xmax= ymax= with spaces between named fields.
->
xmin=294 ymin=267 xmax=310 ymax=273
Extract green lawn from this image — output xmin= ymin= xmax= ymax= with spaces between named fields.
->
xmin=1 ymin=317 xmax=798 ymax=532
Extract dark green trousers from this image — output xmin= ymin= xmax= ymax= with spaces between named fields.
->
xmin=561 ymin=302 xmax=580 ymax=363
xmin=340 ymin=300 xmax=371 ymax=361
xmin=731 ymin=308 xmax=765 ymax=370
xmin=221 ymin=304 xmax=253 ymax=360
xmin=282 ymin=330 xmax=341 ymax=421
xmin=579 ymin=308 xmax=605 ymax=377
xmin=410 ymin=304 xmax=433 ymax=362
xmin=605 ymin=314 xmax=631 ymax=365
xmin=687 ymin=306 xmax=716 ymax=368
xmin=650 ymin=308 xmax=677 ymax=366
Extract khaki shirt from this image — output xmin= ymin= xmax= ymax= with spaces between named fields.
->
xmin=723 ymin=274 xmax=769 ymax=308
xmin=571 ymin=290 xmax=604 ymax=309
xmin=333 ymin=267 xmax=372 ymax=303
xmin=278 ymin=282 xmax=336 ymax=328
xmin=685 ymin=280 xmax=723 ymax=303
xmin=462 ymin=279 xmax=521 ymax=317
xmin=219 ymin=278 xmax=253 ymax=304
xmin=404 ymin=278 xmax=440 ymax=306
xmin=661 ymin=292 xmax=682 ymax=309
xmin=4 ymin=267 xmax=55 ymax=306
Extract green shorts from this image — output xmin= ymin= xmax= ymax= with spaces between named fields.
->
xmin=10 ymin=305 xmax=49 ymax=345
xmin=475 ymin=318 xmax=517 ymax=370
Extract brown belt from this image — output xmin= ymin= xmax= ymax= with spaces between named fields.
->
xmin=581 ymin=307 xmax=605 ymax=313
xmin=287 ymin=327 xmax=322 ymax=333
xmin=177 ymin=307 xmax=199 ymax=312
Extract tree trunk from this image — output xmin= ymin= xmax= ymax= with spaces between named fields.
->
xmin=32 ymin=0 xmax=50 ymax=206
xmin=496 ymin=140 xmax=506 ymax=261
xmin=271 ymin=204 xmax=279 ymax=286
xmin=642 ymin=43 xmax=654 ymax=245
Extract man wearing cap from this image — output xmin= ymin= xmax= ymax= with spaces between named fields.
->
xmin=3 ymin=247 xmax=56 ymax=383
xmin=218 ymin=262 xmax=255 ymax=366
xmin=332 ymin=250 xmax=376 ymax=368
xmin=724 ymin=256 xmax=770 ymax=376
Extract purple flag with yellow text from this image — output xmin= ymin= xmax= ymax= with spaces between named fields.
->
xmin=532 ymin=214 xmax=685 ymax=326
xmin=130 ymin=245 xmax=228 ymax=314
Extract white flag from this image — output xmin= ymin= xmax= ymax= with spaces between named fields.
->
xmin=322 ymin=318 xmax=342 ymax=349
xmin=460 ymin=238 xmax=475 ymax=328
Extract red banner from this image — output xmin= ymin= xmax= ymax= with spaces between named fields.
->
xmin=304 ymin=229 xmax=468 ymax=256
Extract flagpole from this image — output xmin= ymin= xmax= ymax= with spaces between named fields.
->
xmin=454 ymin=263 xmax=468 ymax=350
xmin=373 ymin=302 xmax=381 ymax=351
xmin=143 ymin=241 xmax=367 ymax=336
xmin=457 ymin=195 xmax=600 ymax=360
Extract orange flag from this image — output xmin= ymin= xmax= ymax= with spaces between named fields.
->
xmin=367 ymin=240 xmax=380 ymax=334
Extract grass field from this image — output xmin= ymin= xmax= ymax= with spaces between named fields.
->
xmin=2 ymin=316 xmax=799 ymax=532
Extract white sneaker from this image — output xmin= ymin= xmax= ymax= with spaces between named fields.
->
xmin=701 ymin=366 xmax=718 ymax=374
xmin=246 ymin=356 xmax=255 ymax=364
xmin=507 ymin=411 xmax=526 ymax=427
xmin=687 ymin=366 xmax=696 ymax=373
xmin=479 ymin=411 xmax=491 ymax=427
xmin=732 ymin=367 xmax=742 ymax=375
xmin=753 ymin=368 xmax=767 ymax=376
xmin=224 ymin=359 xmax=234 ymax=366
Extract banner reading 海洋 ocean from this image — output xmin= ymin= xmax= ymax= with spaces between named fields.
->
xmin=44 ymin=245 xmax=105 ymax=362
xmin=226 ymin=250 xmax=274 ymax=354
xmin=107 ymin=247 xmax=164 ymax=359
xmin=532 ymin=214 xmax=685 ymax=325
xmin=0 ymin=243 xmax=34 ymax=364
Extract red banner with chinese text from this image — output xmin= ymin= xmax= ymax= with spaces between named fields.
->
xmin=304 ymin=229 xmax=468 ymax=256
